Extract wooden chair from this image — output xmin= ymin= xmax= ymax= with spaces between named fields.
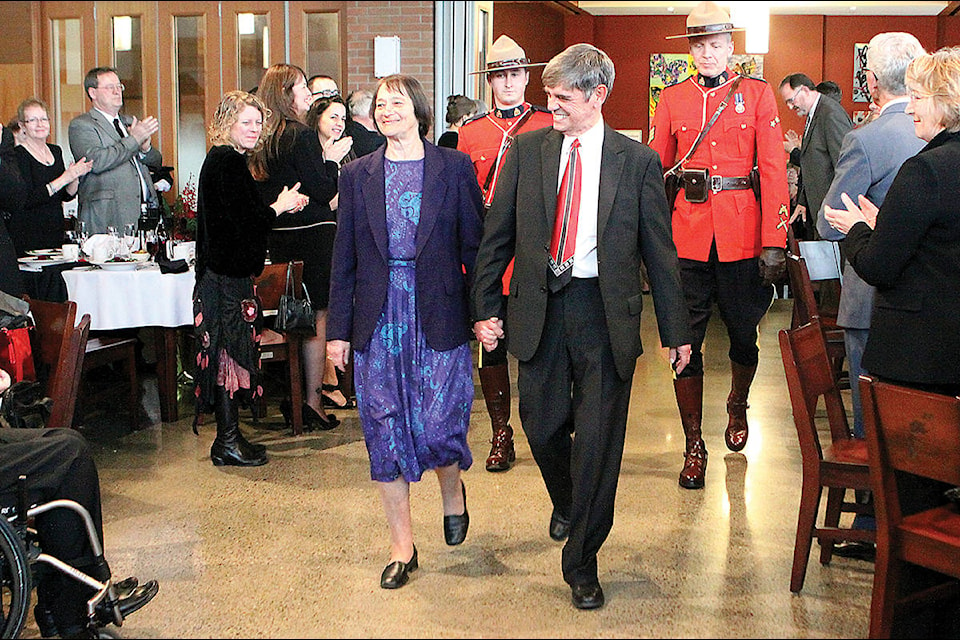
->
xmin=785 ymin=251 xmax=847 ymax=387
xmin=24 ymin=297 xmax=91 ymax=430
xmin=253 ymin=261 xmax=306 ymax=436
xmin=779 ymin=318 xmax=874 ymax=593
xmin=859 ymin=375 xmax=960 ymax=638
xmin=80 ymin=331 xmax=139 ymax=428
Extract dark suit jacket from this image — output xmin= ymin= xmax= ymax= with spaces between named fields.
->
xmin=843 ymin=129 xmax=960 ymax=385
xmin=791 ymin=94 xmax=853 ymax=218
xmin=326 ymin=140 xmax=483 ymax=352
xmin=472 ymin=124 xmax=691 ymax=381
xmin=68 ymin=110 xmax=162 ymax=233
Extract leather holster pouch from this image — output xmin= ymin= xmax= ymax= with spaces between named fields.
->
xmin=682 ymin=168 xmax=709 ymax=204
xmin=749 ymin=166 xmax=761 ymax=201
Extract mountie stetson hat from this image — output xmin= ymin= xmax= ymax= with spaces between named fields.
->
xmin=665 ymin=1 xmax=745 ymax=40
xmin=470 ymin=35 xmax=547 ymax=75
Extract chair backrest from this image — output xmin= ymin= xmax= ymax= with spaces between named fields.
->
xmin=254 ymin=261 xmax=304 ymax=312
xmin=24 ymin=296 xmax=78 ymax=397
xmin=45 ymin=314 xmax=90 ymax=430
xmin=860 ymin=375 xmax=960 ymax=522
xmin=779 ymin=318 xmax=852 ymax=454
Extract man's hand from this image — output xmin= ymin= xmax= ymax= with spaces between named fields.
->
xmin=789 ymin=203 xmax=807 ymax=225
xmin=669 ymin=344 xmax=692 ymax=376
xmin=758 ymin=247 xmax=786 ymax=287
xmin=128 ymin=116 xmax=159 ymax=149
xmin=473 ymin=317 xmax=504 ymax=352
xmin=784 ymin=129 xmax=801 ymax=153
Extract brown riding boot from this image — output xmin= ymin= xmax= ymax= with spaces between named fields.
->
xmin=674 ymin=375 xmax=707 ymax=489
xmin=479 ymin=363 xmax=516 ymax=472
xmin=725 ymin=361 xmax=758 ymax=452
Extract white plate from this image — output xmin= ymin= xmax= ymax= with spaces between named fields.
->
xmin=26 ymin=249 xmax=62 ymax=256
xmin=18 ymin=256 xmax=71 ymax=266
xmin=92 ymin=261 xmax=139 ymax=271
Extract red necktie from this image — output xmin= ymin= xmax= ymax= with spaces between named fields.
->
xmin=548 ymin=139 xmax=581 ymax=291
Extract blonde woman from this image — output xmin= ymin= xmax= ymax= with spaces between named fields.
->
xmin=193 ymin=90 xmax=306 ymax=466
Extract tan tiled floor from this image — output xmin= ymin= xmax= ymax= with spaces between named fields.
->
xmin=26 ymin=299 xmax=879 ymax=638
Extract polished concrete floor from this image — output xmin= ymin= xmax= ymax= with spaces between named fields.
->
xmin=24 ymin=298 xmax=878 ymax=638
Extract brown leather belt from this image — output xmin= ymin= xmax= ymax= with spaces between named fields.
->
xmin=710 ymin=175 xmax=751 ymax=192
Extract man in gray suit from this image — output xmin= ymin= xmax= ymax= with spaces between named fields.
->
xmin=69 ymin=67 xmax=162 ymax=234
xmin=473 ymin=44 xmax=692 ymax=610
xmin=818 ymin=32 xmax=926 ymax=439
xmin=816 ymin=32 xmax=925 ymax=561
xmin=780 ymin=73 xmax=853 ymax=240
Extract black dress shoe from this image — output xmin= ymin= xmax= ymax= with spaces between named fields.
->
xmin=832 ymin=541 xmax=876 ymax=562
xmin=303 ymin=403 xmax=339 ymax=431
xmin=571 ymin=582 xmax=605 ymax=610
xmin=380 ymin=546 xmax=418 ymax=589
xmin=443 ymin=481 xmax=469 ymax=546
xmin=549 ymin=510 xmax=571 ymax=541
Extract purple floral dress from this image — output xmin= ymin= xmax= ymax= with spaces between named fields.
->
xmin=354 ymin=158 xmax=473 ymax=483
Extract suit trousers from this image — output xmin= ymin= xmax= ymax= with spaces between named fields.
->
xmin=677 ymin=243 xmax=773 ymax=376
xmin=516 ymin=277 xmax=632 ymax=587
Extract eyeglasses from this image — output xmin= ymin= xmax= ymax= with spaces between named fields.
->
xmin=312 ymin=89 xmax=339 ymax=98
xmin=22 ymin=117 xmax=50 ymax=125
xmin=99 ymin=83 xmax=126 ymax=92
xmin=784 ymin=86 xmax=806 ymax=107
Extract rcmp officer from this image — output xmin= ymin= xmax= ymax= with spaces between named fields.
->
xmin=649 ymin=1 xmax=789 ymax=490
xmin=459 ymin=35 xmax=553 ymax=472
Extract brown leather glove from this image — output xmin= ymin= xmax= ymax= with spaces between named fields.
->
xmin=758 ymin=247 xmax=786 ymax=287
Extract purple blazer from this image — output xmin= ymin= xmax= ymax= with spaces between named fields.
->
xmin=327 ymin=140 xmax=483 ymax=352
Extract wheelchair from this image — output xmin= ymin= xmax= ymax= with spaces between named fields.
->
xmin=0 ymin=475 xmax=142 ymax=639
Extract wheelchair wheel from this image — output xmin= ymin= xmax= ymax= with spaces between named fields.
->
xmin=0 ymin=517 xmax=30 ymax=639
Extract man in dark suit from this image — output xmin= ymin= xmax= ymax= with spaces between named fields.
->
xmin=780 ymin=72 xmax=853 ymax=240
xmin=69 ymin=67 xmax=163 ymax=234
xmin=472 ymin=43 xmax=692 ymax=611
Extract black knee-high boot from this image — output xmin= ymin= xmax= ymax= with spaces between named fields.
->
xmin=210 ymin=386 xmax=267 ymax=467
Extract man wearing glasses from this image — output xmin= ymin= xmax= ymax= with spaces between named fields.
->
xmin=308 ymin=74 xmax=339 ymax=100
xmin=779 ymin=73 xmax=853 ymax=241
xmin=69 ymin=67 xmax=163 ymax=234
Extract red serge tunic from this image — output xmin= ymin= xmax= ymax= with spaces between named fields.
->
xmin=649 ymin=72 xmax=789 ymax=262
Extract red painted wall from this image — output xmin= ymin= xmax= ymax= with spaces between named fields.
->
xmin=494 ymin=3 xmax=954 ymax=141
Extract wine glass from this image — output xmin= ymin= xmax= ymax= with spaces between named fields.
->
xmin=145 ymin=229 xmax=159 ymax=262
xmin=123 ymin=223 xmax=137 ymax=255
xmin=106 ymin=226 xmax=124 ymax=259
xmin=76 ymin=220 xmax=89 ymax=257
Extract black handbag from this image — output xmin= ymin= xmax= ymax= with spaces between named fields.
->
xmin=276 ymin=263 xmax=316 ymax=336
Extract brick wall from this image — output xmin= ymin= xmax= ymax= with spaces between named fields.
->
xmin=345 ymin=1 xmax=435 ymax=105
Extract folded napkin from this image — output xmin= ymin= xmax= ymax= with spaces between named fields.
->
xmin=81 ymin=234 xmax=116 ymax=257
xmin=156 ymin=258 xmax=189 ymax=274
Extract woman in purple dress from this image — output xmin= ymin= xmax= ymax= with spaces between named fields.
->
xmin=327 ymin=75 xmax=483 ymax=589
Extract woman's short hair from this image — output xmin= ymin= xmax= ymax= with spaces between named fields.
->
xmin=17 ymin=97 xmax=48 ymax=123
xmin=541 ymin=43 xmax=615 ymax=97
xmin=305 ymin=95 xmax=347 ymax=133
xmin=208 ymin=90 xmax=271 ymax=154
xmin=445 ymin=94 xmax=478 ymax=126
xmin=372 ymin=74 xmax=433 ymax=138
xmin=906 ymin=46 xmax=960 ymax=133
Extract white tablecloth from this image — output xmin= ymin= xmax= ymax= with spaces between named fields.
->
xmin=61 ymin=264 xmax=195 ymax=331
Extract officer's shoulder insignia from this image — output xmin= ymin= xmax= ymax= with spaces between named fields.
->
xmin=461 ymin=112 xmax=487 ymax=127
xmin=770 ymin=116 xmax=780 ymax=127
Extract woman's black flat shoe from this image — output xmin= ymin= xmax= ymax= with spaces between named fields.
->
xmin=443 ymin=481 xmax=469 ymax=546
xmin=380 ymin=545 xmax=418 ymax=589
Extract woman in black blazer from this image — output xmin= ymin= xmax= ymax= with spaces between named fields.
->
xmin=825 ymin=47 xmax=960 ymax=396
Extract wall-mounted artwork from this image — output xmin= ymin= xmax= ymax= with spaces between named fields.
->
xmin=853 ymin=43 xmax=870 ymax=103
xmin=649 ymin=53 xmax=765 ymax=120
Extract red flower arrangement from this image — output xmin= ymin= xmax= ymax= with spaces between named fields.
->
xmin=171 ymin=177 xmax=198 ymax=241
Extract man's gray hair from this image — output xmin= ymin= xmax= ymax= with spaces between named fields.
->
xmin=541 ymin=43 xmax=615 ymax=96
xmin=867 ymin=32 xmax=926 ymax=97
xmin=347 ymin=89 xmax=374 ymax=119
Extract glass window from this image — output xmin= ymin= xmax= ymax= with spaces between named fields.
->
xmin=112 ymin=15 xmax=143 ymax=118
xmin=51 ymin=18 xmax=84 ymax=158
xmin=238 ymin=13 xmax=270 ymax=93
xmin=305 ymin=13 xmax=340 ymax=89
xmin=175 ymin=15 xmax=207 ymax=190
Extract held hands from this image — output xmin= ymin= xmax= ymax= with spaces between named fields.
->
xmin=323 ymin=136 xmax=354 ymax=165
xmin=273 ymin=182 xmax=309 ymax=215
xmin=789 ymin=203 xmax=807 ymax=225
xmin=128 ymin=116 xmax=159 ymax=149
xmin=824 ymin=192 xmax=879 ymax=234
xmin=327 ymin=339 xmax=351 ymax=372
xmin=473 ymin=317 xmax=504 ymax=352
xmin=758 ymin=247 xmax=787 ymax=287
